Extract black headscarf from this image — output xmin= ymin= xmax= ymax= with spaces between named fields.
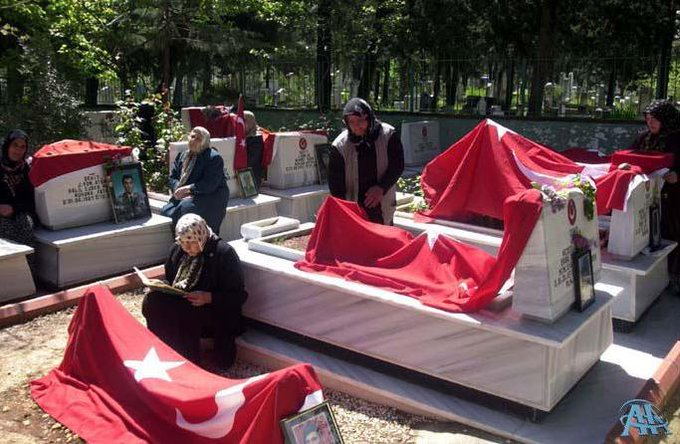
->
xmin=635 ymin=100 xmax=680 ymax=152
xmin=1 ymin=130 xmax=29 ymax=169
xmin=342 ymin=98 xmax=382 ymax=144
xmin=1 ymin=129 xmax=29 ymax=198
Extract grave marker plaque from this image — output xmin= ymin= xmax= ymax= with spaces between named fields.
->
xmin=607 ymin=176 xmax=653 ymax=259
xmin=400 ymin=121 xmax=441 ymax=166
xmin=266 ymin=132 xmax=327 ymax=189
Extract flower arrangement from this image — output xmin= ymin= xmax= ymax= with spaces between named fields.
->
xmin=532 ymin=182 xmax=566 ymax=213
xmin=533 ymin=174 xmax=596 ymax=220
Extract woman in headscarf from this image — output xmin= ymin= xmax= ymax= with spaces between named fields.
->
xmin=142 ymin=213 xmax=248 ymax=368
xmin=161 ymin=126 xmax=229 ymax=234
xmin=328 ymin=98 xmax=404 ymax=225
xmin=629 ymin=100 xmax=680 ymax=293
xmin=0 ymin=130 xmax=36 ymax=246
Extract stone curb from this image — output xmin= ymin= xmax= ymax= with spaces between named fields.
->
xmin=606 ymin=341 xmax=680 ymax=443
xmin=0 ymin=265 xmax=164 ymax=328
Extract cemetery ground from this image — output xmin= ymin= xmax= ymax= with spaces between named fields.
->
xmin=0 ymin=288 xmax=523 ymax=444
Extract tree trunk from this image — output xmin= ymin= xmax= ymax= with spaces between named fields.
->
xmin=504 ymin=59 xmax=515 ymax=112
xmin=431 ymin=59 xmax=442 ymax=111
xmin=606 ymin=63 xmax=616 ymax=107
xmin=656 ymin=0 xmax=676 ymax=99
xmin=381 ymin=59 xmax=390 ymax=106
xmin=161 ymin=0 xmax=172 ymax=102
xmin=446 ymin=61 xmax=459 ymax=107
xmin=528 ymin=0 xmax=557 ymax=116
xmin=85 ymin=77 xmax=99 ymax=107
xmin=173 ymin=68 xmax=184 ymax=107
xmin=315 ymin=0 xmax=332 ymax=111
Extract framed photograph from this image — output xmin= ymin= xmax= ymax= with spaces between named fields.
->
xmin=649 ymin=204 xmax=662 ymax=250
xmin=315 ymin=143 xmax=331 ymax=185
xmin=106 ymin=162 xmax=151 ymax=224
xmin=281 ymin=402 xmax=344 ymax=444
xmin=237 ymin=167 xmax=258 ymax=198
xmin=572 ymin=249 xmax=595 ymax=312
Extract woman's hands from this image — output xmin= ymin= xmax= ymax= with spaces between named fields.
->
xmin=174 ymin=185 xmax=192 ymax=200
xmin=185 ymin=290 xmax=212 ymax=307
xmin=0 ymin=204 xmax=14 ymax=217
xmin=364 ymin=186 xmax=384 ymax=208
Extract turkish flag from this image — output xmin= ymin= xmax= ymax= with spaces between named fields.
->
xmin=296 ymin=193 xmax=542 ymax=312
xmin=233 ymin=95 xmax=248 ymax=170
xmin=30 ymin=286 xmax=323 ymax=444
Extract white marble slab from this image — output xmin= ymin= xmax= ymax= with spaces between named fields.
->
xmin=607 ymin=176 xmax=654 ymax=260
xmin=148 ymin=192 xmax=280 ymax=242
xmin=33 ymin=214 xmax=173 ymax=288
xmin=266 ymin=132 xmax=328 ymax=189
xmin=231 ymin=239 xmax=614 ymax=412
xmin=247 ymin=223 xmax=313 ymax=261
xmin=600 ymin=241 xmax=676 ymax=322
xmin=259 ymin=184 xmax=329 ymax=223
xmin=238 ymin=289 xmax=679 ymax=444
xmin=240 ymin=216 xmax=300 ymax=241
xmin=0 ymin=239 xmax=35 ymax=302
xmin=34 ymin=164 xmax=112 ymax=230
xmin=401 ymin=120 xmax=441 ymax=166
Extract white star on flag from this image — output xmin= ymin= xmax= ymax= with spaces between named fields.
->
xmin=124 ymin=347 xmax=185 ymax=382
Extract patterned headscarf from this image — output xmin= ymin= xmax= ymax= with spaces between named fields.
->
xmin=1 ymin=130 xmax=29 ymax=197
xmin=637 ymin=100 xmax=680 ymax=152
xmin=172 ymin=213 xmax=214 ymax=291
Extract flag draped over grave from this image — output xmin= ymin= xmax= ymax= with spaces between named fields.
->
xmin=418 ymin=119 xmax=656 ymax=222
xmin=29 ymin=140 xmax=132 ymax=187
xmin=31 ymin=286 xmax=324 ymax=444
xmin=295 ymin=194 xmax=543 ymax=312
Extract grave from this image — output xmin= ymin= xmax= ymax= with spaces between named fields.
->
xmin=605 ymin=175 xmax=655 ymax=260
xmin=265 ymin=132 xmax=328 ymax=189
xmin=0 ymin=239 xmax=35 ymax=302
xmin=258 ymin=184 xmax=329 ymax=223
xmin=148 ymin=193 xmax=281 ymax=242
xmin=33 ymin=214 xmax=173 ymax=288
xmin=232 ymin=213 xmax=614 ymax=412
xmin=400 ymin=121 xmax=441 ymax=166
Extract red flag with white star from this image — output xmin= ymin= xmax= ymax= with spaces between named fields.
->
xmin=234 ymin=94 xmax=248 ymax=170
xmin=30 ymin=286 xmax=324 ymax=443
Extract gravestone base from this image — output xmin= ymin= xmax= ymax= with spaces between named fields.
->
xmin=231 ymin=238 xmax=614 ymax=412
xmin=600 ymin=240 xmax=676 ymax=323
xmin=0 ymin=239 xmax=36 ymax=302
xmin=34 ymin=214 xmax=173 ymax=288
xmin=259 ymin=185 xmax=329 ymax=223
xmin=149 ymin=194 xmax=281 ymax=241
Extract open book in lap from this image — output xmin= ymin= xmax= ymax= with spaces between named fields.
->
xmin=133 ymin=267 xmax=188 ymax=296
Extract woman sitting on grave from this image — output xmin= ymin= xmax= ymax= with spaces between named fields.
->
xmin=628 ymin=100 xmax=680 ymax=293
xmin=0 ymin=130 xmax=36 ymax=246
xmin=161 ymin=126 xmax=229 ymax=234
xmin=142 ymin=213 xmax=248 ymax=368
xmin=328 ymin=98 xmax=404 ymax=225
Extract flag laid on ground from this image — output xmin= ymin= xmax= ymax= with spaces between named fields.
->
xmin=295 ymin=193 xmax=542 ymax=312
xmin=31 ymin=286 xmax=323 ymax=444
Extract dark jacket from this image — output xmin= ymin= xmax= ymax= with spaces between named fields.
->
xmin=162 ymin=147 xmax=229 ymax=233
xmin=165 ymin=235 xmax=248 ymax=336
xmin=0 ymin=162 xmax=35 ymax=216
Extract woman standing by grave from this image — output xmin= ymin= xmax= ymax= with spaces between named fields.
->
xmin=629 ymin=100 xmax=680 ymax=293
xmin=161 ymin=126 xmax=229 ymax=234
xmin=0 ymin=130 xmax=36 ymax=246
xmin=142 ymin=213 xmax=247 ymax=368
xmin=328 ymin=98 xmax=404 ymax=225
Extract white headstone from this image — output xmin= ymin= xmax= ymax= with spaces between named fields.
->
xmin=34 ymin=164 xmax=113 ymax=230
xmin=169 ymin=138 xmax=242 ymax=198
xmin=607 ymin=175 xmax=653 ymax=260
xmin=400 ymin=120 xmax=441 ymax=166
xmin=266 ymin=132 xmax=327 ymax=189
xmin=513 ymin=189 xmax=601 ymax=322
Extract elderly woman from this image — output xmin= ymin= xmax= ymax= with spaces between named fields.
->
xmin=328 ymin=98 xmax=404 ymax=225
xmin=142 ymin=213 xmax=248 ymax=367
xmin=161 ymin=126 xmax=229 ymax=234
xmin=629 ymin=100 xmax=680 ymax=293
xmin=0 ymin=130 xmax=36 ymax=246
